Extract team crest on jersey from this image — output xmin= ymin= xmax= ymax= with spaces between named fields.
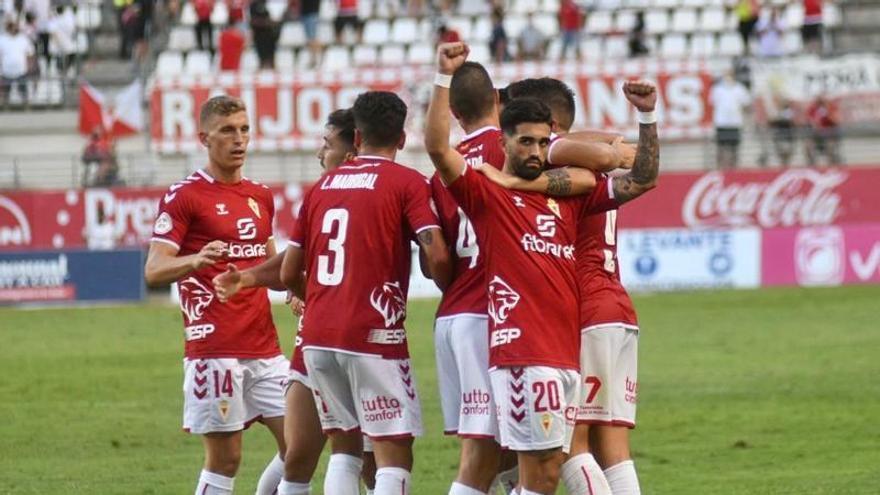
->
xmin=540 ymin=412 xmax=553 ymax=436
xmin=179 ymin=277 xmax=214 ymax=323
xmin=248 ymin=197 xmax=261 ymax=218
xmin=218 ymin=400 xmax=230 ymax=420
xmin=487 ymin=276 xmax=520 ymax=325
xmin=547 ymin=198 xmax=561 ymax=219
xmin=215 ymin=203 xmax=229 ymax=215
xmin=369 ymin=281 xmax=407 ymax=328
xmin=153 ymin=212 xmax=173 ymax=235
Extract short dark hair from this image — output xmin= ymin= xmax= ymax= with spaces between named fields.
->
xmin=199 ymin=95 xmax=247 ymax=127
xmin=351 ymin=91 xmax=407 ymax=148
xmin=506 ymin=78 xmax=576 ymax=131
xmin=498 ymin=86 xmax=510 ymax=107
xmin=326 ymin=108 xmax=356 ymax=148
xmin=450 ymin=62 xmax=496 ymax=125
xmin=500 ymin=98 xmax=553 ymax=136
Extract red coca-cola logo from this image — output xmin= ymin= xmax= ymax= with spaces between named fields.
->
xmin=682 ymin=170 xmax=846 ymax=228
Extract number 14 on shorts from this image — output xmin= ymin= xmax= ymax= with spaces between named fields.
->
xmin=192 ymin=362 xmax=234 ymax=399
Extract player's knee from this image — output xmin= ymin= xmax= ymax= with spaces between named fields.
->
xmin=458 ymin=439 xmax=500 ymax=487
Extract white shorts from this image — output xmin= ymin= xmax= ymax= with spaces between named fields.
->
xmin=490 ymin=366 xmax=579 ymax=452
xmin=304 ymin=349 xmax=423 ymax=440
xmin=287 ymin=368 xmax=312 ymax=390
xmin=183 ymin=355 xmax=289 ymax=434
xmin=577 ymin=326 xmax=639 ymax=427
xmin=435 ymin=315 xmax=498 ymax=439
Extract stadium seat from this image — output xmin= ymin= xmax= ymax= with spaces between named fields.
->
xmin=266 ymin=0 xmax=288 ymax=22
xmin=645 ymin=10 xmax=670 ymax=34
xmin=362 ymin=19 xmax=390 ymax=45
xmin=210 ymin=2 xmax=229 ymax=26
xmin=279 ymin=22 xmax=306 ymax=48
xmin=240 ymin=49 xmax=260 ymax=72
xmin=671 ymin=8 xmax=698 ymax=33
xmin=699 ymin=7 xmax=726 ymax=32
xmin=352 ymin=45 xmax=378 ymax=66
xmin=458 ymin=0 xmax=491 ymax=16
xmin=75 ymin=5 xmax=102 ymax=30
xmin=447 ymin=17 xmax=473 ymax=41
xmin=358 ymin=0 xmax=373 ymax=18
xmin=604 ymin=35 xmax=629 ymax=58
xmin=156 ymin=51 xmax=184 ymax=77
xmin=184 ymin=50 xmax=213 ymax=75
xmin=390 ymin=18 xmax=418 ymax=44
xmin=690 ymin=32 xmax=717 ymax=57
xmin=379 ymin=44 xmax=406 ymax=66
xmin=653 ymin=0 xmax=679 ymax=9
xmin=417 ymin=18 xmax=435 ymax=41
xmin=660 ymin=33 xmax=687 ymax=57
xmin=782 ymin=30 xmax=802 ymax=54
xmin=680 ymin=0 xmax=708 ymax=7
xmin=580 ymin=37 xmax=602 ymax=59
xmin=468 ymin=44 xmax=491 ymax=65
xmin=718 ymin=31 xmax=744 ymax=56
xmin=623 ymin=0 xmax=651 ymax=9
xmin=503 ymin=15 xmax=527 ymax=40
xmin=510 ymin=0 xmax=534 ymax=15
xmin=317 ymin=21 xmax=334 ymax=44
xmin=596 ymin=0 xmax=624 ymax=9
xmin=407 ymin=43 xmax=434 ymax=65
xmin=784 ymin=3 xmax=805 ymax=28
xmin=825 ymin=2 xmax=841 ymax=27
xmin=319 ymin=0 xmax=335 ymax=21
xmin=180 ymin=2 xmax=197 ymax=26
xmin=546 ymin=37 xmax=563 ymax=59
xmin=295 ymin=49 xmax=316 ymax=69
xmin=542 ymin=0 xmax=560 ymax=14
xmin=323 ymin=46 xmax=351 ymax=70
xmin=614 ymin=10 xmax=636 ymax=33
xmin=587 ymin=11 xmax=614 ymax=35
xmin=533 ymin=13 xmax=559 ymax=37
xmin=168 ymin=26 xmax=196 ymax=52
xmin=472 ymin=17 xmax=493 ymax=43
xmin=275 ymin=49 xmax=295 ymax=70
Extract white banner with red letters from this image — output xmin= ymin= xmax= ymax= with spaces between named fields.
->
xmin=148 ymin=59 xmax=727 ymax=153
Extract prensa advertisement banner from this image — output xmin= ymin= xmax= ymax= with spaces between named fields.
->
xmin=618 ymin=228 xmax=761 ymax=291
xmin=761 ymin=224 xmax=880 ymax=287
xmin=148 ymin=59 xmax=723 ymax=153
xmin=0 ymin=249 xmax=145 ymax=304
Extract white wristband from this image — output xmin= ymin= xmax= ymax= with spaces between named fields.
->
xmin=637 ymin=111 xmax=656 ymax=124
xmin=434 ymin=73 xmax=452 ymax=88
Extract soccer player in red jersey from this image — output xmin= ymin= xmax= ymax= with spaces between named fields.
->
xmin=280 ymin=91 xmax=453 ymax=495
xmin=426 ymin=43 xmax=625 ymax=495
xmin=482 ymin=78 xmax=660 ymax=495
xmin=143 ymin=96 xmax=288 ymax=495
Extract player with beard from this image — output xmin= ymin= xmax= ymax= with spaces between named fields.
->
xmin=281 ymin=91 xmax=453 ymax=495
xmin=144 ymin=96 xmax=288 ymax=495
xmin=481 ymin=77 xmax=660 ymax=495
xmin=213 ymin=109 xmax=380 ymax=494
xmin=426 ymin=43 xmax=624 ymax=495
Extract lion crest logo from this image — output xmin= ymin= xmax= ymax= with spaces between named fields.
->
xmin=487 ymin=276 xmax=520 ymax=325
xmin=369 ymin=281 xmax=407 ymax=328
xmin=179 ymin=277 xmax=214 ymax=324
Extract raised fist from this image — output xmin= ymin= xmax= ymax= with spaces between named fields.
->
xmin=436 ymin=42 xmax=469 ymax=75
xmin=623 ymin=80 xmax=657 ymax=113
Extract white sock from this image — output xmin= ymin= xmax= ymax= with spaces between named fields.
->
xmin=324 ymin=454 xmax=362 ymax=495
xmin=493 ymin=466 xmax=519 ymax=494
xmin=604 ymin=460 xmax=641 ymax=495
xmin=519 ymin=489 xmax=542 ymax=495
xmin=277 ymin=479 xmax=311 ymax=495
xmin=374 ymin=467 xmax=411 ymax=495
xmin=561 ymin=453 xmax=612 ymax=495
xmin=449 ymin=481 xmax=486 ymax=494
xmin=255 ymin=453 xmax=285 ymax=495
xmin=195 ymin=470 xmax=234 ymax=495
xmin=365 ymin=490 xmax=374 ymax=495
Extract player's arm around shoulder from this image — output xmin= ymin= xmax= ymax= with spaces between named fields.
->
xmin=475 ymin=162 xmax=598 ymax=197
xmin=424 ymin=42 xmax=470 ymax=186
xmin=611 ymin=80 xmax=660 ymax=205
xmin=548 ymin=134 xmax=634 ymax=173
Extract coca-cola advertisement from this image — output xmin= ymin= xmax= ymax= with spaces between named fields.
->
xmin=619 ymin=167 xmax=880 ymax=230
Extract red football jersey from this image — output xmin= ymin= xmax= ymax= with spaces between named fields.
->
xmin=432 ymin=126 xmax=505 ymax=319
xmin=291 ymin=156 xmax=440 ymax=359
xmin=290 ymin=310 xmax=307 ymax=374
xmin=577 ymin=208 xmax=639 ymax=331
xmin=151 ymin=169 xmax=282 ymax=359
xmin=448 ymin=166 xmax=619 ymax=370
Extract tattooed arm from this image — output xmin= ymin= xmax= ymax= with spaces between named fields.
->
xmin=475 ymin=163 xmax=597 ymax=197
xmin=612 ymin=80 xmax=660 ymax=204
xmin=417 ymin=228 xmax=452 ymax=291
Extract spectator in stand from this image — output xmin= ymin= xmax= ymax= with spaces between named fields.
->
xmin=193 ymin=0 xmax=215 ymax=55
xmin=805 ymin=95 xmax=842 ymax=166
xmin=82 ymin=127 xmax=113 ymax=186
xmin=628 ymin=10 xmax=649 ymax=57
xmin=84 ymin=203 xmax=119 ymax=250
xmin=709 ymin=71 xmax=751 ymax=169
xmin=489 ymin=7 xmax=509 ymax=63
xmin=250 ymin=0 xmax=280 ymax=69
xmin=227 ymin=0 xmax=246 ymax=24
xmin=558 ymin=0 xmax=583 ymax=60
xmin=437 ymin=22 xmax=460 ymax=46
xmin=802 ymin=0 xmax=823 ymax=54
xmin=23 ymin=0 xmax=50 ymax=67
xmin=0 ymin=20 xmax=34 ymax=108
xmin=47 ymin=4 xmax=76 ymax=77
xmin=293 ymin=0 xmax=322 ymax=68
xmin=218 ymin=21 xmax=245 ymax=71
xmin=114 ymin=0 xmax=133 ymax=58
xmin=517 ymin=12 xmax=547 ymax=61
xmin=756 ymin=7 xmax=784 ymax=58
xmin=768 ymin=96 xmax=796 ymax=167
xmin=334 ymin=0 xmax=362 ymax=44
xmin=734 ymin=0 xmax=760 ymax=55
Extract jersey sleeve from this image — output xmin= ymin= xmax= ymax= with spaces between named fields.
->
xmin=151 ymin=188 xmax=192 ymax=250
xmin=581 ymin=174 xmax=621 ymax=216
xmin=445 ymin=165 xmax=490 ymax=221
xmin=403 ymin=174 xmax=441 ymax=235
xmin=289 ymin=187 xmax=313 ymax=248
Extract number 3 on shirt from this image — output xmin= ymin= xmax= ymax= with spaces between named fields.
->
xmin=456 ymin=208 xmax=479 ymax=269
xmin=317 ymin=208 xmax=348 ymax=286
xmin=603 ymin=210 xmax=618 ymax=273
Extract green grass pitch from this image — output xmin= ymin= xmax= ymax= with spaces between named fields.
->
xmin=1 ymin=285 xmax=879 ymax=494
